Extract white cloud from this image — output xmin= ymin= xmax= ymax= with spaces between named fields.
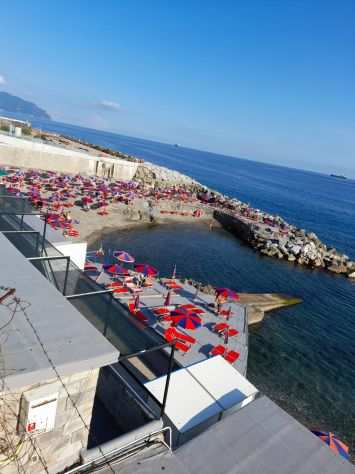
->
xmin=95 ymin=100 xmax=121 ymax=111
xmin=0 ymin=75 xmax=6 ymax=86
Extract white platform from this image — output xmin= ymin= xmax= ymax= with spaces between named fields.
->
xmin=187 ymin=356 xmax=258 ymax=411
xmin=145 ymin=356 xmax=259 ymax=447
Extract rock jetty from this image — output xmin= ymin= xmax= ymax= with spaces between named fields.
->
xmin=135 ymin=161 xmax=203 ymax=190
xmin=133 ymin=161 xmax=355 ymax=278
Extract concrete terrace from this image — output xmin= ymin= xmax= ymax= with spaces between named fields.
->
xmin=94 ymin=268 xmax=249 ymax=376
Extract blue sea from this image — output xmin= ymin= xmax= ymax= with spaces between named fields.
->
xmin=31 ymin=118 xmax=355 ymax=455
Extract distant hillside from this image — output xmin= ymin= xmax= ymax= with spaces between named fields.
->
xmin=0 ymin=91 xmax=51 ymax=120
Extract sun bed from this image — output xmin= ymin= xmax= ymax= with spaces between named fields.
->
xmin=165 ymin=327 xmax=196 ymax=344
xmin=153 ymin=307 xmax=171 ymax=315
xmin=112 ymin=287 xmax=130 ymax=294
xmin=179 ymin=304 xmax=205 ymax=314
xmin=210 ymin=345 xmax=226 ymax=356
xmin=213 ymin=322 xmax=229 ymax=334
xmin=224 ymin=350 xmax=240 ymax=364
xmin=164 ymin=330 xmax=192 ymax=353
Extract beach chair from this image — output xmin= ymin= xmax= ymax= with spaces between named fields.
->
xmin=113 ymin=287 xmax=129 ymax=294
xmin=220 ymin=309 xmax=233 ymax=318
xmin=165 ymin=327 xmax=196 ymax=345
xmin=164 ymin=330 xmax=191 ymax=353
xmin=180 ymin=304 xmax=205 ymax=314
xmin=174 ymin=340 xmax=190 ymax=353
xmin=153 ymin=307 xmax=171 ymax=315
xmin=210 ymin=345 xmax=226 ymax=356
xmin=174 ymin=330 xmax=196 ymax=344
xmin=213 ymin=322 xmax=229 ymax=334
xmin=224 ymin=350 xmax=240 ymax=364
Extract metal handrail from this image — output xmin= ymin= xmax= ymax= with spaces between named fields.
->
xmin=64 ymin=426 xmax=172 ymax=474
xmin=66 ymin=289 xmax=114 ymax=299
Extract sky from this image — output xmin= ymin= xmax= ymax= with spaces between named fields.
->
xmin=1 ymin=0 xmax=355 ymax=176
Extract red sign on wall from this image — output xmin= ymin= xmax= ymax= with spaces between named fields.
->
xmin=27 ymin=422 xmax=36 ymax=433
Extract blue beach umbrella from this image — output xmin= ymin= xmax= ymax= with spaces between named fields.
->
xmin=116 ymin=251 xmax=135 ymax=264
xmin=104 ymin=264 xmax=128 ymax=275
xmin=312 ymin=431 xmax=350 ymax=460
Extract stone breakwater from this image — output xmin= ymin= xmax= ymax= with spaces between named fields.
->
xmin=135 ymin=161 xmax=203 ymax=191
xmin=132 ymin=161 xmax=355 ymax=278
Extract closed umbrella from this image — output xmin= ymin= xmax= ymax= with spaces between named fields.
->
xmin=164 ymin=291 xmax=171 ymax=307
xmin=134 ymin=293 xmax=140 ymax=311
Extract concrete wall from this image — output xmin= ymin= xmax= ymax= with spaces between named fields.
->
xmin=213 ymin=210 xmax=255 ymax=243
xmin=0 ymin=134 xmax=138 ymax=181
xmin=0 ymin=368 xmax=99 ymax=474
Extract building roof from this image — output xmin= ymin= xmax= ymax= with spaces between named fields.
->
xmin=0 ymin=233 xmax=119 ymax=391
xmin=109 ymin=396 xmax=355 ymax=474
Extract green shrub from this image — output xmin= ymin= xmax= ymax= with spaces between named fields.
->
xmin=21 ymin=126 xmax=32 ymax=136
xmin=0 ymin=124 xmax=9 ymax=132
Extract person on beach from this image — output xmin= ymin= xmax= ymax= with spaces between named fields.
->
xmin=215 ymin=292 xmax=226 ymax=315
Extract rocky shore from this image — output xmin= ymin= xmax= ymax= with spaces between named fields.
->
xmin=4 ymin=126 xmax=354 ymax=279
xmin=132 ymin=160 xmax=355 ymax=278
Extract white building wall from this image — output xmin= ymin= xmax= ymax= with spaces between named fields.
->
xmin=0 ymin=134 xmax=138 ymax=181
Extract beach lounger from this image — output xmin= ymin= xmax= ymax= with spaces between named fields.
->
xmin=174 ymin=340 xmax=190 ymax=353
xmin=210 ymin=345 xmax=226 ymax=356
xmin=165 ymin=283 xmax=183 ymax=290
xmin=179 ymin=304 xmax=205 ymax=314
xmin=220 ymin=309 xmax=233 ymax=318
xmin=224 ymin=350 xmax=240 ymax=363
xmin=164 ymin=330 xmax=191 ymax=353
xmin=153 ymin=307 xmax=171 ymax=315
xmin=113 ymin=287 xmax=129 ymax=294
xmin=165 ymin=327 xmax=196 ymax=344
xmin=213 ymin=322 xmax=229 ymax=334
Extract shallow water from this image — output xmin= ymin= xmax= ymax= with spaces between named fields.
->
xmin=32 ymin=118 xmax=355 ymax=455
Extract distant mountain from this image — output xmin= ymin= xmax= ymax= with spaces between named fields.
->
xmin=0 ymin=91 xmax=51 ymax=120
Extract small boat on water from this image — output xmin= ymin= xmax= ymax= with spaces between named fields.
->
xmin=330 ymin=174 xmax=347 ymax=180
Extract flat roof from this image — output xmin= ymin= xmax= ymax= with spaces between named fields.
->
xmin=0 ymin=233 xmax=119 ymax=391
xmin=112 ymin=396 xmax=355 ymax=474
xmin=144 ymin=357 xmax=258 ymax=433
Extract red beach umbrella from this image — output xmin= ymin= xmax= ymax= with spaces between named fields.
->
xmin=215 ymin=288 xmax=239 ymax=301
xmin=135 ymin=263 xmax=159 ymax=277
xmin=312 ymin=431 xmax=349 ymax=460
xmin=164 ymin=291 xmax=172 ymax=307
xmin=134 ymin=293 xmax=140 ymax=311
xmin=174 ymin=313 xmax=202 ymax=330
